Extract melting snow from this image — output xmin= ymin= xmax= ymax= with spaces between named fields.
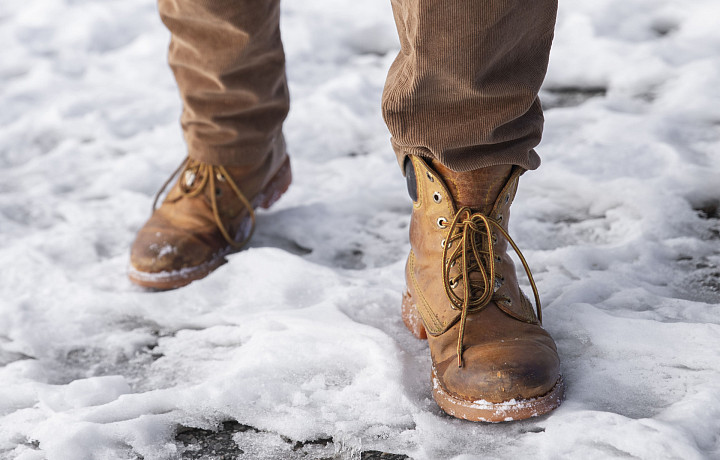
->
xmin=1 ymin=0 xmax=720 ymax=459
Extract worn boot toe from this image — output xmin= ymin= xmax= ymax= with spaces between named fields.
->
xmin=435 ymin=337 xmax=561 ymax=404
xmin=130 ymin=226 xmax=216 ymax=275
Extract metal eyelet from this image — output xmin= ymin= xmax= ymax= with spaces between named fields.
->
xmin=497 ymin=214 xmax=503 ymax=223
xmin=216 ymin=172 xmax=226 ymax=182
xmin=491 ymin=234 xmax=498 ymax=244
xmin=426 ymin=172 xmax=434 ymax=182
xmin=505 ymin=194 xmax=510 ymax=204
xmin=440 ymin=239 xmax=446 ymax=248
xmin=184 ymin=170 xmax=196 ymax=187
xmin=495 ymin=255 xmax=502 ymax=263
xmin=433 ymin=192 xmax=442 ymax=203
xmin=437 ymin=217 xmax=448 ymax=228
xmin=450 ymin=280 xmax=459 ymax=289
xmin=215 ymin=187 xmax=222 ymax=197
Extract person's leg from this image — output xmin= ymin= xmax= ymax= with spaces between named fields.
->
xmin=382 ymin=0 xmax=557 ymax=172
xmin=161 ymin=0 xmax=289 ymax=168
xmin=128 ymin=0 xmax=291 ymax=290
xmin=385 ymin=0 xmax=563 ymax=422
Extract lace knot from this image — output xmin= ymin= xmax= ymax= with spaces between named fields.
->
xmin=152 ymin=158 xmax=256 ymax=249
xmin=441 ymin=206 xmax=541 ymax=368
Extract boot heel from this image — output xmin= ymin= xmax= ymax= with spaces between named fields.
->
xmin=256 ymin=157 xmax=292 ymax=210
xmin=402 ymin=289 xmax=427 ymax=340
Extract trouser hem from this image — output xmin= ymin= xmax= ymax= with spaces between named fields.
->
xmin=391 ymin=139 xmax=542 ymax=175
xmin=187 ymin=132 xmax=287 ymax=167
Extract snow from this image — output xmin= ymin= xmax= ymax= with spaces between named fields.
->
xmin=1 ymin=0 xmax=720 ymax=458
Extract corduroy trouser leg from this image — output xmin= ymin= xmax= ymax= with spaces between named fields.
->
xmin=158 ymin=0 xmax=558 ymax=172
xmin=158 ymin=0 xmax=289 ymax=167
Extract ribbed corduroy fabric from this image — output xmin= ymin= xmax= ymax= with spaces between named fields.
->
xmin=158 ymin=0 xmax=557 ymax=172
xmin=383 ymin=0 xmax=558 ymax=171
xmin=158 ymin=0 xmax=289 ymax=166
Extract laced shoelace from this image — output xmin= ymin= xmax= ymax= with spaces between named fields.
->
xmin=152 ymin=158 xmax=256 ymax=248
xmin=441 ymin=206 xmax=541 ymax=368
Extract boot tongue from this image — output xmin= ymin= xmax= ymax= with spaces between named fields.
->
xmin=431 ymin=161 xmax=513 ymax=215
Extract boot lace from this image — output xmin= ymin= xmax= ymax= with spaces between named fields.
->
xmin=441 ymin=206 xmax=541 ymax=367
xmin=152 ymin=158 xmax=256 ymax=249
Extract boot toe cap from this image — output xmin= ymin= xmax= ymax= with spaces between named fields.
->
xmin=436 ymin=339 xmax=560 ymax=404
xmin=130 ymin=227 xmax=215 ymax=275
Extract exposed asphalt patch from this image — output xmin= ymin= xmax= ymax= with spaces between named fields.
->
xmin=175 ymin=422 xmax=411 ymax=459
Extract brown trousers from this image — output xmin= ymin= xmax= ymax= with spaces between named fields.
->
xmin=158 ymin=0 xmax=557 ymax=172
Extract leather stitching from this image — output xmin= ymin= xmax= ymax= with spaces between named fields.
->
xmin=409 ymin=251 xmax=446 ymax=334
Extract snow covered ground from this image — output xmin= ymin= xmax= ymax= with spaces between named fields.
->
xmin=1 ymin=0 xmax=720 ymax=458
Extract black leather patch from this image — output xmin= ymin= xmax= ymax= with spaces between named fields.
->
xmin=405 ymin=158 xmax=418 ymax=202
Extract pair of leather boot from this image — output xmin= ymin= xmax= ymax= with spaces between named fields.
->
xmin=129 ymin=155 xmax=563 ymax=421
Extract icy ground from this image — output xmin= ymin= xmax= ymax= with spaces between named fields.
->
xmin=1 ymin=0 xmax=720 ymax=458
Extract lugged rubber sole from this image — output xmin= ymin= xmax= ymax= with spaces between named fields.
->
xmin=128 ymin=157 xmax=292 ymax=290
xmin=401 ymin=287 xmax=565 ymax=422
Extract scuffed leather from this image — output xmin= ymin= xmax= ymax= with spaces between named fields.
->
xmin=130 ymin=150 xmax=286 ymax=275
xmin=406 ymin=156 xmax=561 ymax=403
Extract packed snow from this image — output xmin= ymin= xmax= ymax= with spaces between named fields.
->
xmin=2 ymin=0 xmax=720 ymax=458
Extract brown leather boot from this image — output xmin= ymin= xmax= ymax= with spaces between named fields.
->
xmin=402 ymin=156 xmax=564 ymax=422
xmin=128 ymin=154 xmax=291 ymax=290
